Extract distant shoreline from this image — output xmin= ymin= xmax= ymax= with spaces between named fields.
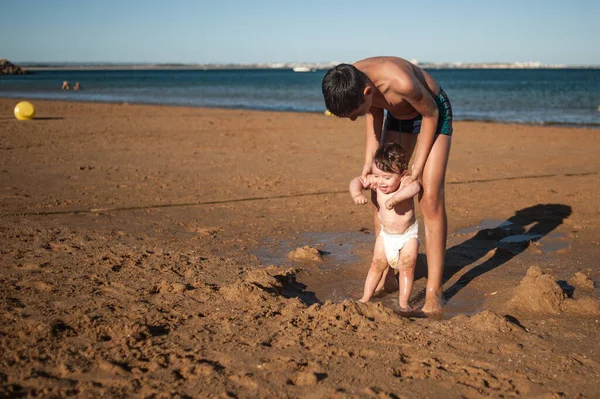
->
xmin=24 ymin=65 xmax=287 ymax=71
xmin=20 ymin=63 xmax=600 ymax=71
xmin=2 ymin=97 xmax=598 ymax=130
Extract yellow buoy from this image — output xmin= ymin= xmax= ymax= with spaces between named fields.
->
xmin=14 ymin=101 xmax=35 ymax=120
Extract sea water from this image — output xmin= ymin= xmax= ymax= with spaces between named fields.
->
xmin=1 ymin=68 xmax=599 ymax=127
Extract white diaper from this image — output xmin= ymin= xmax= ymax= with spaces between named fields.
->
xmin=380 ymin=221 xmax=419 ymax=269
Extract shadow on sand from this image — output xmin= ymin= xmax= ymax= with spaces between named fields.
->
xmin=412 ymin=203 xmax=572 ymax=305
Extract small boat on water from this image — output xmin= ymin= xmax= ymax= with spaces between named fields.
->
xmin=292 ymin=66 xmax=315 ymax=72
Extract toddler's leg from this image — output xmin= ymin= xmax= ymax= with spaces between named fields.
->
xmin=372 ymin=209 xmax=397 ymax=293
xmin=398 ymin=238 xmax=418 ymax=311
xmin=359 ymin=237 xmax=388 ymax=303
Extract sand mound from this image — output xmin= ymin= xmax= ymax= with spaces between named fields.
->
xmin=287 ymin=246 xmax=323 ymax=262
xmin=568 ymin=271 xmax=595 ymax=290
xmin=509 ymin=266 xmax=565 ymax=314
xmin=306 ymin=300 xmax=406 ymax=331
xmin=290 ymin=371 xmax=324 ymax=386
xmin=509 ymin=266 xmax=600 ymax=315
xmin=561 ymin=297 xmax=600 ymax=315
xmin=219 ymin=266 xmax=300 ymax=302
xmin=218 ymin=268 xmax=407 ymax=332
xmin=456 ymin=310 xmax=519 ymax=333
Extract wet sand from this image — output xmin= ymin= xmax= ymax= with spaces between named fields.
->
xmin=1 ymin=98 xmax=600 ymax=397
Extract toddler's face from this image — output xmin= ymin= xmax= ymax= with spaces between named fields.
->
xmin=372 ymin=163 xmax=402 ymax=194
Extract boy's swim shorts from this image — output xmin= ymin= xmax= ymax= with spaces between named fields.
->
xmin=383 ymin=88 xmax=453 ymax=136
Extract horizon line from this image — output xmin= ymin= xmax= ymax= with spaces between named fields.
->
xmin=12 ymin=61 xmax=600 ymax=70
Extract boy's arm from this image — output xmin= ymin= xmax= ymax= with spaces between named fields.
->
xmin=385 ymin=180 xmax=421 ymax=210
xmin=362 ymin=107 xmax=385 ymax=180
xmin=393 ymin=77 xmax=439 ymax=184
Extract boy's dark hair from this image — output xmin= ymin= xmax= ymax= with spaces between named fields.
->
xmin=321 ymin=63 xmax=369 ymax=117
xmin=374 ymin=143 xmax=408 ymax=174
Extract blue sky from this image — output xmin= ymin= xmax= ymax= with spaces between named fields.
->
xmin=1 ymin=0 xmax=598 ymax=65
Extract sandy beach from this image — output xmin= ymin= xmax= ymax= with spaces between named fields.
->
xmin=1 ymin=98 xmax=600 ymax=398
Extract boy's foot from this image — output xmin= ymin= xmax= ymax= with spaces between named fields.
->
xmin=421 ymin=291 xmax=444 ymax=315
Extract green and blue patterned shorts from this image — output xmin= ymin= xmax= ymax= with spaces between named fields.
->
xmin=383 ymin=88 xmax=453 ymax=136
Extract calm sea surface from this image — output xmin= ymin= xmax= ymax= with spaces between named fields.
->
xmin=1 ymin=68 xmax=599 ymax=127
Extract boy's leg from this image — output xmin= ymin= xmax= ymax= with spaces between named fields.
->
xmin=400 ymin=134 xmax=417 ymax=162
xmin=359 ymin=236 xmax=389 ymax=303
xmin=419 ymin=134 xmax=451 ymax=314
xmin=397 ymin=238 xmax=418 ymax=310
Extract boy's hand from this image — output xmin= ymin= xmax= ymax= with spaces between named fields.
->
xmin=361 ymin=174 xmax=377 ymax=190
xmin=401 ymin=173 xmax=417 ymax=185
xmin=352 ymin=193 xmax=368 ymax=205
xmin=403 ymin=165 xmax=422 ymax=185
xmin=361 ymin=164 xmax=372 ymax=182
xmin=361 ymin=174 xmax=375 ymax=188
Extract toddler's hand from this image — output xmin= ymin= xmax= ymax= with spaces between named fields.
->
xmin=352 ymin=194 xmax=368 ymax=205
xmin=362 ymin=174 xmax=377 ymax=190
xmin=385 ymin=199 xmax=395 ymax=210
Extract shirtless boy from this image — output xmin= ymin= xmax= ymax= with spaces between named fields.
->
xmin=350 ymin=143 xmax=421 ymax=311
xmin=322 ymin=56 xmax=453 ymax=314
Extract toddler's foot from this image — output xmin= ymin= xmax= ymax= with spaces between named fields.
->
xmin=398 ymin=304 xmax=413 ymax=313
xmin=395 ymin=305 xmax=423 ymax=318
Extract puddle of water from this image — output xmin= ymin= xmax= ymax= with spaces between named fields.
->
xmin=455 ymin=219 xmax=571 ymax=254
xmin=443 ymin=292 xmax=484 ymax=318
xmin=255 ymin=231 xmax=374 ymax=271
xmin=256 ymin=231 xmax=377 ymax=304
xmin=255 ymin=221 xmax=572 ymax=319
xmin=255 ymin=230 xmax=485 ymax=319
xmin=499 ymin=234 xmax=542 ymax=244
xmin=537 ymin=232 xmax=571 ymax=253
xmin=455 ymin=220 xmax=512 ymax=235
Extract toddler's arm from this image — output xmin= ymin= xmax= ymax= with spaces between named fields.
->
xmin=349 ymin=176 xmax=369 ymax=205
xmin=385 ymin=180 xmax=421 ymax=210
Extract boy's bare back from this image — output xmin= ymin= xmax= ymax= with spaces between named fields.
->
xmin=353 ymin=56 xmax=441 ymax=120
